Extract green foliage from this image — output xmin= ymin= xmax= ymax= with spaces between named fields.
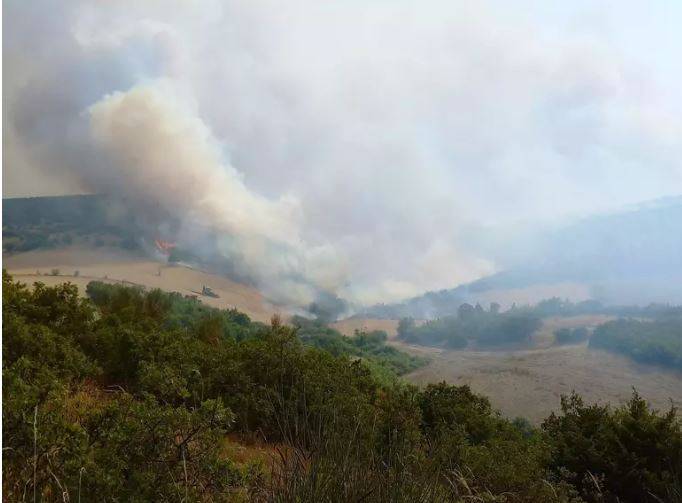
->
xmin=590 ymin=318 xmax=682 ymax=370
xmin=398 ymin=308 xmax=541 ymax=348
xmin=2 ymin=195 xmax=140 ymax=253
xmin=543 ymin=391 xmax=682 ymax=503
xmin=291 ymin=315 xmax=429 ymax=382
xmin=4 ymin=273 xmax=680 ymax=502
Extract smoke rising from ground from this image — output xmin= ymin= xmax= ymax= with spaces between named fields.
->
xmin=87 ymin=83 xmax=344 ymax=305
xmin=4 ymin=1 xmax=682 ymax=307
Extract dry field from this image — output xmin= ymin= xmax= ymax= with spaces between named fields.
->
xmin=531 ymin=314 xmax=616 ymax=347
xmin=345 ymin=316 xmax=682 ymax=423
xmin=403 ymin=342 xmax=682 ymax=424
xmin=3 ymin=246 xmax=280 ymax=322
xmin=331 ymin=317 xmax=429 ymax=338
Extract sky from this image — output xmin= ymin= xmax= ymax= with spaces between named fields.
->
xmin=4 ymin=0 xmax=682 ymax=306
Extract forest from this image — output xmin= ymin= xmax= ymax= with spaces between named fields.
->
xmin=3 ymin=273 xmax=681 ymax=502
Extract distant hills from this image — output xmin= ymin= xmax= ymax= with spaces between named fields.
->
xmin=2 ymin=194 xmax=255 ymax=285
xmin=360 ymin=196 xmax=682 ymax=319
xmin=2 ymin=194 xmax=139 ymax=253
xmin=5 ymin=194 xmax=682 ymax=318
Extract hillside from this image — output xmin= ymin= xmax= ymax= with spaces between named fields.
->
xmin=3 ymin=194 xmax=140 ymax=253
xmin=4 ymin=274 xmax=681 ymax=502
xmin=361 ymin=197 xmax=682 ymax=319
xmin=3 ymin=246 xmax=279 ymax=323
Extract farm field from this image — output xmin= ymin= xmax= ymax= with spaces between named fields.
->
xmin=3 ymin=246 xmax=279 ymax=323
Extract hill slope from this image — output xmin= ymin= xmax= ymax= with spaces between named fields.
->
xmin=362 ymin=197 xmax=682 ymax=319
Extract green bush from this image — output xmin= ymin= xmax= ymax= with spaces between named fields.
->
xmin=555 ymin=327 xmax=589 ymax=345
xmin=3 ymin=273 xmax=680 ymax=502
xmin=397 ymin=310 xmax=541 ymax=348
xmin=590 ymin=318 xmax=682 ymax=370
xmin=292 ymin=315 xmax=429 ymax=382
xmin=543 ymin=391 xmax=682 ymax=503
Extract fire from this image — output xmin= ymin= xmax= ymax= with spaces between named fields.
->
xmin=155 ymin=239 xmax=177 ymax=255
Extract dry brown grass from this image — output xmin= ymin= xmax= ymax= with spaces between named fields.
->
xmin=402 ymin=341 xmax=682 ymax=424
xmin=4 ymin=246 xmax=280 ymax=323
xmin=341 ymin=316 xmax=682 ymax=424
xmin=220 ymin=434 xmax=280 ymax=467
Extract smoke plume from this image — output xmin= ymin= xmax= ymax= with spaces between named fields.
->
xmin=4 ymin=0 xmax=682 ymax=308
xmin=86 ymin=83 xmax=343 ymax=305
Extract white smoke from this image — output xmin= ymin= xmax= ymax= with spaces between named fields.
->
xmin=86 ymin=82 xmax=345 ymax=305
xmin=4 ymin=0 xmax=682 ymax=307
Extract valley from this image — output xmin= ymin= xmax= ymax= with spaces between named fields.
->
xmin=6 ymin=245 xmax=682 ymax=425
xmin=337 ymin=315 xmax=682 ymax=423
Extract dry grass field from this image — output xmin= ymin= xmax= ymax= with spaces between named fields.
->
xmin=3 ymin=246 xmax=280 ymax=322
xmin=402 ymin=342 xmax=682 ymax=424
xmin=531 ymin=314 xmax=616 ymax=347
xmin=331 ymin=318 xmax=401 ymax=337
xmin=341 ymin=316 xmax=682 ymax=423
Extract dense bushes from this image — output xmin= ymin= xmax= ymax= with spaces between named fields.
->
xmin=590 ymin=318 xmax=682 ymax=370
xmin=3 ymin=273 xmax=681 ymax=502
xmin=2 ymin=195 xmax=139 ymax=254
xmin=555 ymin=327 xmax=589 ymax=345
xmin=543 ymin=391 xmax=682 ymax=503
xmin=292 ymin=315 xmax=428 ymax=381
xmin=397 ymin=307 xmax=541 ymax=348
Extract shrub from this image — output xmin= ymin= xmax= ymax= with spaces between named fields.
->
xmin=555 ymin=327 xmax=589 ymax=345
xmin=590 ymin=318 xmax=682 ymax=370
xmin=3 ymin=273 xmax=679 ymax=502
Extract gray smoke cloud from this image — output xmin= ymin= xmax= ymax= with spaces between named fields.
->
xmin=87 ymin=83 xmax=346 ymax=305
xmin=4 ymin=0 xmax=682 ymax=307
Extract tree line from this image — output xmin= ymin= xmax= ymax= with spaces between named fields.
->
xmin=397 ymin=303 xmax=542 ymax=349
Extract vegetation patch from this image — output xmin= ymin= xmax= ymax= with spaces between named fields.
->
xmin=554 ymin=327 xmax=589 ymax=345
xmin=3 ymin=273 xmax=681 ymax=502
xmin=590 ymin=317 xmax=682 ymax=371
xmin=397 ymin=303 xmax=542 ymax=349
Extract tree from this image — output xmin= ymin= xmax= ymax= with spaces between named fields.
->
xmin=458 ymin=303 xmax=475 ymax=321
xmin=543 ymin=390 xmax=682 ymax=503
xmin=397 ymin=317 xmax=415 ymax=339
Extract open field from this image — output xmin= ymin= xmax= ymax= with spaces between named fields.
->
xmin=342 ymin=316 xmax=682 ymax=423
xmin=402 ymin=342 xmax=682 ymax=423
xmin=331 ymin=317 xmax=430 ymax=338
xmin=3 ymin=246 xmax=280 ymax=322
xmin=8 ymin=248 xmax=682 ymax=423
